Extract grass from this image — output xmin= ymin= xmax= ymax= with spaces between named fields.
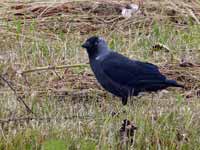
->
xmin=0 ymin=0 xmax=200 ymax=149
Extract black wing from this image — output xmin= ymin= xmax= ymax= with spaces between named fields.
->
xmin=100 ymin=52 xmax=166 ymax=87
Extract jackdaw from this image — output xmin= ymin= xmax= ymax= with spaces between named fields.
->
xmin=82 ymin=36 xmax=184 ymax=105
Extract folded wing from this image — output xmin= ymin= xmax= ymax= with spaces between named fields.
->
xmin=100 ymin=52 xmax=166 ymax=88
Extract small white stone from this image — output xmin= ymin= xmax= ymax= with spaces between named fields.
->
xmin=121 ymin=3 xmax=139 ymax=18
xmin=129 ymin=4 xmax=139 ymax=12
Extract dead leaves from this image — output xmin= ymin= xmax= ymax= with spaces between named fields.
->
xmin=119 ymin=119 xmax=137 ymax=146
xmin=9 ymin=1 xmax=123 ymax=18
xmin=4 ymin=0 xmax=200 ymax=33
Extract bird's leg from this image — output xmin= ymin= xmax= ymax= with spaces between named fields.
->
xmin=122 ymin=97 xmax=128 ymax=105
xmin=112 ymin=96 xmax=129 ymax=117
xmin=112 ymin=97 xmax=128 ymax=117
xmin=121 ymin=96 xmax=130 ymax=114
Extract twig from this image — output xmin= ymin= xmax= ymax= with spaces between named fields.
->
xmin=0 ymin=75 xmax=34 ymax=114
xmin=21 ymin=64 xmax=89 ymax=74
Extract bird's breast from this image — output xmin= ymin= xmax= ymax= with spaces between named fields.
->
xmin=90 ymin=60 xmax=128 ymax=97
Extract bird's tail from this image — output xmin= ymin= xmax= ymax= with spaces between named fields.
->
xmin=165 ymin=79 xmax=184 ymax=88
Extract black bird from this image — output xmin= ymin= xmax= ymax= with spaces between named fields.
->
xmin=82 ymin=36 xmax=184 ymax=105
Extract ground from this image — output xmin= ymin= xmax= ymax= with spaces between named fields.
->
xmin=0 ymin=0 xmax=200 ymax=149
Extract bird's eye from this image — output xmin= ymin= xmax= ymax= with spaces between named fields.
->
xmin=94 ymin=40 xmax=99 ymax=46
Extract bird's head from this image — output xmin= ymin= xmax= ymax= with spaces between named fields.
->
xmin=82 ymin=36 xmax=108 ymax=58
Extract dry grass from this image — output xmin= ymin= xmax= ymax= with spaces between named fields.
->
xmin=0 ymin=0 xmax=200 ymax=149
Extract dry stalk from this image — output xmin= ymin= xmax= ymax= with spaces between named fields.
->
xmin=0 ymin=75 xmax=34 ymax=114
xmin=21 ymin=64 xmax=89 ymax=74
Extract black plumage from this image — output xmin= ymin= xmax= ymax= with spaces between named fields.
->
xmin=82 ymin=36 xmax=184 ymax=105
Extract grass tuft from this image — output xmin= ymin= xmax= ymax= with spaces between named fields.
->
xmin=0 ymin=0 xmax=200 ymax=149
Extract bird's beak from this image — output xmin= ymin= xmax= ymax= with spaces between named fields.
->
xmin=82 ymin=41 xmax=89 ymax=48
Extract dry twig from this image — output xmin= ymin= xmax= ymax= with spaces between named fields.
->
xmin=0 ymin=75 xmax=34 ymax=114
xmin=21 ymin=64 xmax=89 ymax=74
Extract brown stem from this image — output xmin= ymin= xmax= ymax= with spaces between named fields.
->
xmin=0 ymin=75 xmax=34 ymax=115
xmin=21 ymin=64 xmax=89 ymax=74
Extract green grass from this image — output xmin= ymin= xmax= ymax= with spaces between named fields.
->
xmin=0 ymin=0 xmax=200 ymax=149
